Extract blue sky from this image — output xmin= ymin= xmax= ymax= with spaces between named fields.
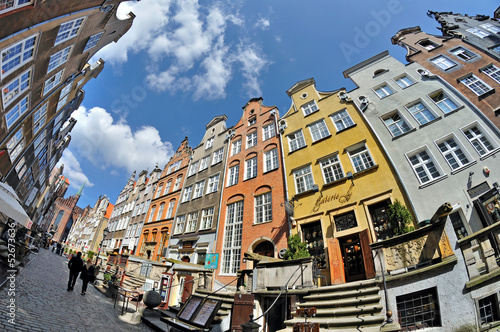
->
xmin=57 ymin=0 xmax=499 ymax=208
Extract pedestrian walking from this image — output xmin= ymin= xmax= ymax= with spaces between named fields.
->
xmin=56 ymin=242 xmax=61 ymax=255
xmin=67 ymin=251 xmax=83 ymax=291
xmin=80 ymin=259 xmax=95 ymax=295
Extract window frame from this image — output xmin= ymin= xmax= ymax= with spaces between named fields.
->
xmin=54 ymin=17 xmax=86 ymax=46
xmin=254 ymin=192 xmax=272 ymax=224
xmin=467 ymin=27 xmax=491 ymax=38
xmin=245 ymin=157 xmax=258 ymax=180
xmin=192 ymin=180 xmax=205 ymax=199
xmin=347 ymin=143 xmax=375 ymax=173
xmin=47 ymin=44 xmax=73 ymax=74
xmin=480 ymin=64 xmax=500 ymax=84
xmin=199 ymin=156 xmax=210 ymax=171
xmin=0 ymin=34 xmax=37 ymax=80
xmin=182 ymin=185 xmax=193 ymax=202
xmin=221 ymin=201 xmax=243 ymax=275
xmin=205 ymin=136 xmax=214 ymax=149
xmin=480 ymin=23 xmax=500 ymax=34
xmin=246 ymin=131 xmax=257 ymax=149
xmin=174 ymin=215 xmax=186 ymax=234
xmin=301 ymin=100 xmax=319 ymax=116
xmin=393 ymin=74 xmax=416 ymax=89
xmin=308 ymin=119 xmax=331 ymax=142
xmin=330 ymin=108 xmax=355 ymax=132
xmin=231 ymin=139 xmax=241 ymax=156
xmin=0 ymin=0 xmax=34 ymax=16
xmin=188 ymin=160 xmax=199 ymax=176
xmin=293 ymin=165 xmax=314 ymax=194
xmin=428 ymin=90 xmax=460 ymax=114
xmin=434 ymin=134 xmax=474 ymax=171
xmin=5 ymin=95 xmax=29 ymax=129
xmin=83 ymin=31 xmax=104 ymax=52
xmin=461 ymin=123 xmax=498 ymax=157
xmin=212 ymin=147 xmax=224 ymax=165
xmin=405 ymin=100 xmax=438 ymax=126
xmin=287 ymin=130 xmax=306 ymax=152
xmin=262 ymin=123 xmax=276 ymax=141
xmin=263 ymin=148 xmax=279 ymax=173
xmin=459 ymin=74 xmax=493 ymax=96
xmin=206 ymin=173 xmax=220 ymax=194
xmin=2 ymin=67 xmax=31 ymax=108
xmin=382 ymin=111 xmax=412 ymax=137
xmin=373 ymin=83 xmax=395 ymax=99
xmin=406 ymin=147 xmax=444 ymax=185
xmin=185 ymin=212 xmax=198 ymax=233
xmin=320 ymin=154 xmax=344 ymax=184
xmin=450 ymin=46 xmax=477 ymax=62
xmin=430 ymin=55 xmax=457 ymax=71
xmin=43 ymin=69 xmax=64 ymax=96
xmin=227 ymin=164 xmax=239 ymax=187
xmin=166 ymin=200 xmax=175 ymax=219
xmin=200 ymin=207 xmax=214 ymax=230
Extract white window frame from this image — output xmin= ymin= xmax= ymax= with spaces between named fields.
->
xmin=2 ymin=68 xmax=31 ymax=107
xmin=5 ymin=95 xmax=29 ymax=129
xmin=263 ymin=148 xmax=279 ymax=172
xmin=459 ymin=74 xmax=493 ymax=96
xmin=43 ymin=69 xmax=64 ymax=96
xmin=330 ymin=109 xmax=355 ymax=132
xmin=480 ymin=65 xmax=500 ymax=84
xmin=188 ymin=161 xmax=199 ymax=176
xmin=227 ymin=164 xmax=239 ymax=186
xmin=166 ymin=201 xmax=175 ymax=219
xmin=221 ymin=201 xmax=243 ymax=275
xmin=231 ymin=139 xmax=241 ymax=156
xmin=0 ymin=0 xmax=34 ymax=16
xmin=373 ymin=83 xmax=395 ymax=99
xmin=186 ymin=212 xmax=198 ymax=233
xmin=174 ymin=215 xmax=186 ymax=234
xmin=182 ymin=185 xmax=193 ymax=202
xmin=246 ymin=131 xmax=257 ymax=148
xmin=418 ymin=39 xmax=440 ymax=50
xmin=7 ymin=128 xmax=24 ymax=162
xmin=173 ymin=176 xmax=182 ymax=190
xmin=205 ymin=136 xmax=214 ymax=149
xmin=248 ymin=117 xmax=256 ymax=126
xmin=434 ymin=134 xmax=473 ymax=171
xmin=347 ymin=143 xmax=375 ymax=173
xmin=212 ymin=148 xmax=224 ymax=165
xmin=301 ymin=100 xmax=319 ymax=116
xmin=382 ymin=111 xmax=412 ymax=137
xmin=206 ymin=174 xmax=220 ymax=194
xmin=193 ymin=180 xmax=205 ymax=199
xmin=430 ymin=55 xmax=457 ymax=71
xmin=54 ymin=17 xmax=86 ymax=46
xmin=461 ymin=123 xmax=498 ymax=157
xmin=33 ymin=102 xmax=48 ymax=134
xmin=428 ymin=90 xmax=460 ymax=114
xmin=320 ymin=154 xmax=344 ymax=184
xmin=1 ymin=34 xmax=37 ymax=80
xmin=293 ymin=165 xmax=314 ymax=194
xmin=148 ymin=206 xmax=156 ymax=223
xmin=308 ymin=119 xmax=330 ymax=142
xmin=47 ymin=45 xmax=73 ymax=73
xmin=200 ymin=207 xmax=214 ymax=230
xmin=156 ymin=203 xmax=165 ymax=221
xmin=406 ymin=101 xmax=437 ymax=125
xmin=394 ymin=74 xmax=416 ymax=89
xmin=255 ymin=192 xmax=272 ymax=224
xmin=57 ymin=94 xmax=68 ymax=112
xmin=288 ymin=130 xmax=306 ymax=152
xmin=83 ymin=31 xmax=104 ymax=52
xmin=467 ymin=27 xmax=491 ymax=38
xmin=245 ymin=157 xmax=258 ymax=180
xmin=406 ymin=147 xmax=444 ymax=185
xmin=155 ymin=184 xmax=163 ymax=198
xmin=480 ymin=23 xmax=500 ymax=34
xmin=199 ymin=156 xmax=210 ymax=171
xmin=450 ymin=47 xmax=476 ymax=61
xmin=164 ymin=181 xmax=172 ymax=194
xmin=262 ymin=123 xmax=276 ymax=141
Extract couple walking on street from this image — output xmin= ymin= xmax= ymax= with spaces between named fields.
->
xmin=67 ymin=252 xmax=96 ymax=295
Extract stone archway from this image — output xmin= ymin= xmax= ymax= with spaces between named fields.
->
xmin=254 ymin=241 xmax=274 ymax=257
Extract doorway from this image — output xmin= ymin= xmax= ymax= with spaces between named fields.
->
xmin=340 ymin=235 xmax=365 ymax=282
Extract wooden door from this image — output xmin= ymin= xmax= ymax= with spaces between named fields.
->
xmin=341 ymin=237 xmax=365 ymax=282
xmin=359 ymin=229 xmax=375 ymax=279
xmin=327 ymin=238 xmax=345 ymax=285
xmin=230 ymin=294 xmax=255 ymax=332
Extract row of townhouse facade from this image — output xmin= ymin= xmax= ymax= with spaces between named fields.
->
xmin=65 ymin=7 xmax=500 ymax=331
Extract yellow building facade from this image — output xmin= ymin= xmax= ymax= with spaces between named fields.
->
xmin=281 ymin=78 xmax=414 ymax=285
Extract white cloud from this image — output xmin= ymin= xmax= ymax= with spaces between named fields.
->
xmin=69 ymin=106 xmax=174 ymax=174
xmin=235 ymin=42 xmax=269 ymax=97
xmin=56 ymin=150 xmax=94 ymax=190
xmin=255 ymin=17 xmax=270 ymax=30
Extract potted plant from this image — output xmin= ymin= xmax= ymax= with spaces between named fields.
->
xmin=387 ymin=199 xmax=414 ymax=236
xmin=283 ymin=234 xmax=311 ymax=260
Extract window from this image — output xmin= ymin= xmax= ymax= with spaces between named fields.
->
xmin=2 ymin=68 xmax=31 ymax=107
xmin=47 ymin=45 xmax=73 ymax=73
xmin=205 ymin=136 xmax=214 ymax=149
xmin=174 ymin=215 xmax=186 ymax=234
xmin=182 ymin=186 xmax=193 ymax=202
xmin=55 ymin=17 xmax=85 ymax=45
xmin=167 ymin=160 xmax=181 ymax=174
xmin=407 ymin=149 xmax=442 ymax=184
xmin=199 ymin=156 xmax=210 ymax=171
xmin=255 ymin=192 xmax=272 ymax=224
xmin=1 ymin=34 xmax=37 ymax=79
xmin=139 ymin=202 xmax=145 ymax=215
xmin=394 ymin=74 xmax=415 ymax=89
xmin=264 ymin=149 xmax=279 ymax=172
xmin=188 ymin=161 xmax=199 ymax=176
xmin=418 ymin=39 xmax=439 ymax=50
xmin=429 ymin=91 xmax=459 ymax=114
xmin=481 ymin=64 xmax=500 ymax=84
xmin=451 ymin=47 xmax=476 ymax=61
xmin=479 ymin=294 xmax=500 ymax=325
xmin=173 ymin=176 xmax=182 ymax=190
xmin=373 ymin=84 xmax=394 ymax=98
xmin=308 ymin=119 xmax=330 ymax=142
xmin=193 ymin=180 xmax=205 ymax=199
xmin=320 ymin=155 xmax=344 ymax=184
xmin=262 ymin=123 xmax=276 ymax=141
xmin=56 ymin=95 xmax=68 ymax=112
xmin=294 ymin=166 xmax=314 ymax=194
xmin=248 ymin=117 xmax=256 ymax=126
xmin=0 ymin=0 xmax=33 ymax=15
xmin=212 ymin=148 xmax=224 ymax=165
xmin=462 ymin=125 xmax=497 ymax=156
xmin=301 ymin=100 xmax=319 ymax=116
xmin=6 ymin=128 xmax=24 ymax=162
xmin=227 ymin=164 xmax=239 ymax=186
xmin=436 ymin=136 xmax=471 ymax=170
xmin=222 ymin=201 xmax=243 ymax=274
xmin=166 ymin=201 xmax=175 ymax=219
xmin=480 ymin=23 xmax=500 ymax=34
xmin=148 ymin=206 xmax=156 ymax=223
xmin=43 ymin=69 xmax=64 ymax=96
xmin=155 ymin=184 xmax=163 ymax=198
xmin=347 ymin=144 xmax=374 ymax=172
xmin=164 ymin=181 xmax=172 ymax=194
xmin=335 ymin=211 xmax=358 ymax=232
xmin=383 ymin=112 xmax=411 ymax=137
xmin=406 ymin=101 xmax=437 ymax=125
xmin=186 ymin=212 xmax=198 ymax=233
xmin=449 ymin=211 xmax=468 ymax=240
xmin=206 ymin=174 xmax=220 ymax=194
xmin=33 ymin=102 xmax=48 ymax=134
xmin=288 ymin=130 xmax=306 ymax=152
xmin=200 ymin=207 xmax=214 ymax=230
xmin=467 ymin=27 xmax=491 ymax=38
xmin=5 ymin=96 xmax=28 ymax=129
xmin=245 ymin=157 xmax=257 ymax=180
xmin=331 ymin=110 xmax=355 ymax=131
xmin=430 ymin=55 xmax=457 ymax=70
xmin=460 ymin=74 xmax=493 ymax=96
xmin=397 ymin=288 xmax=441 ymax=329
xmin=83 ymin=31 xmax=104 ymax=52
xmin=246 ymin=131 xmax=257 ymax=148
xmin=156 ymin=203 xmax=165 ymax=220
xmin=231 ymin=139 xmax=241 ymax=155
xmin=494 ymin=45 xmax=500 ymax=55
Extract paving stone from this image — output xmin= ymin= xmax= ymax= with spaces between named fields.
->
xmin=0 ymin=249 xmax=155 ymax=331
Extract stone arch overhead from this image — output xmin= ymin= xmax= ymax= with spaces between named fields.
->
xmin=248 ymin=236 xmax=277 ymax=254
xmin=244 ymin=151 xmax=258 ymax=160
xmin=226 ymin=193 xmax=244 ymax=204
xmin=228 ymin=159 xmax=240 ymax=167
xmin=263 ymin=142 xmax=278 ymax=151
xmin=254 ymin=185 xmax=272 ymax=195
xmin=232 ymin=134 xmax=242 ymax=142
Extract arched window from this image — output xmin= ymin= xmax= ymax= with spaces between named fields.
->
xmin=53 ymin=210 xmax=64 ymax=228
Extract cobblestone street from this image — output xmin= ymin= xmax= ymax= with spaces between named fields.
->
xmin=0 ymin=248 xmax=155 ymax=332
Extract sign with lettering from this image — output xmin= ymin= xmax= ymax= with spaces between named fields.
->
xmin=312 ymin=191 xmax=352 ymax=213
xmin=467 ymin=181 xmax=490 ymax=199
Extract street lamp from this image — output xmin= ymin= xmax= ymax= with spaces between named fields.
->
xmin=95 ymin=227 xmax=110 ymax=266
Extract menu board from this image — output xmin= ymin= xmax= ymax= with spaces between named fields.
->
xmin=192 ymin=299 xmax=219 ymax=326
xmin=178 ymin=296 xmax=203 ymax=321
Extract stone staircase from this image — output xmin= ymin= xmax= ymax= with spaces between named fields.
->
xmin=280 ymin=279 xmax=385 ymax=332
xmin=192 ymin=288 xmax=235 ymax=319
xmin=121 ymin=272 xmax=146 ymax=290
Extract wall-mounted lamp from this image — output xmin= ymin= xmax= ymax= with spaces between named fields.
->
xmin=484 ymin=166 xmax=490 ymax=176
xmin=290 ymin=217 xmax=297 ymax=228
xmin=346 ymin=171 xmax=354 ymax=186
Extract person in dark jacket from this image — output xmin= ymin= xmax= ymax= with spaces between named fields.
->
xmin=80 ymin=259 xmax=95 ymax=295
xmin=67 ymin=252 xmax=83 ymax=291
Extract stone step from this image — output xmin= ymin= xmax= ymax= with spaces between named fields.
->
xmin=309 ymin=279 xmax=378 ymax=294
xmin=303 ymin=286 xmax=380 ymax=301
xmin=298 ymin=294 xmax=381 ymax=308
xmin=277 ymin=326 xmax=382 ymax=332
xmin=297 ymin=304 xmax=383 ymax=317
xmin=283 ymin=314 xmax=385 ymax=329
xmin=193 ymin=289 xmax=235 ymax=303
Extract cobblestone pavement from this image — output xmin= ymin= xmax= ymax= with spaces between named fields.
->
xmin=0 ymin=248 xmax=155 ymax=332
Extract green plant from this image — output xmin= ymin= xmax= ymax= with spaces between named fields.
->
xmin=387 ymin=200 xmax=414 ymax=236
xmin=103 ymin=273 xmax=111 ymax=284
xmin=283 ymin=234 xmax=311 ymax=260
xmin=87 ymin=251 xmax=94 ymax=260
xmin=69 ymin=249 xmax=73 ymax=255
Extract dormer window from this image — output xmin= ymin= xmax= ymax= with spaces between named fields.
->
xmin=301 ymin=100 xmax=319 ymax=116
xmin=418 ymin=39 xmax=439 ymax=51
xmin=248 ymin=117 xmax=256 ymax=126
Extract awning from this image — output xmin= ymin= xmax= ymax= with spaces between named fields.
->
xmin=0 ymin=182 xmax=32 ymax=229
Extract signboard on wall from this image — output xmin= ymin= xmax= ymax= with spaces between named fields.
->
xmin=205 ymin=253 xmax=218 ymax=269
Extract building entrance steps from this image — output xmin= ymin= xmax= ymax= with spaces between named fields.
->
xmin=280 ymin=279 xmax=385 ymax=331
